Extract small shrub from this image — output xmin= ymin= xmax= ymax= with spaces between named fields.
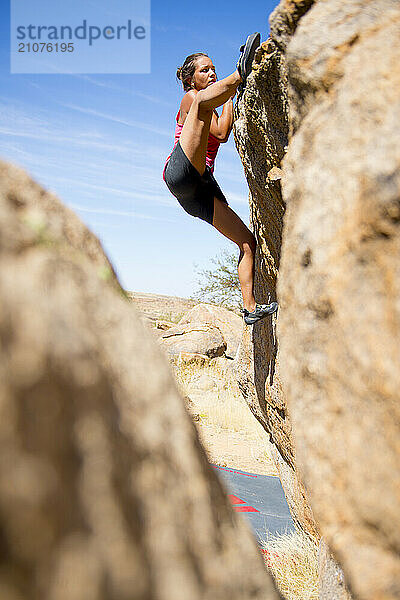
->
xmin=193 ymin=248 xmax=242 ymax=310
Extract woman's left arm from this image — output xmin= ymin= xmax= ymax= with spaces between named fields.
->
xmin=209 ymin=97 xmax=234 ymax=143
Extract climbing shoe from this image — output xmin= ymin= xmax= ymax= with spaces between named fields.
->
xmin=243 ymin=302 xmax=278 ymax=325
xmin=237 ymin=32 xmax=261 ymax=94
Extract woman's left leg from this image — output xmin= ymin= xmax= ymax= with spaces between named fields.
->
xmin=212 ymin=197 xmax=257 ymax=312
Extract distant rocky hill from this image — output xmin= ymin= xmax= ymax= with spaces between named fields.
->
xmin=127 ymin=291 xmax=197 ymax=324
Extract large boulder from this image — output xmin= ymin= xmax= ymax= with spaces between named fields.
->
xmin=276 ymin=1 xmax=400 ymax=599
xmin=178 ymin=303 xmax=243 ymax=358
xmin=159 ymin=322 xmax=227 ymax=358
xmin=0 ymin=160 xmax=282 ymax=600
xmin=235 ymin=1 xmax=400 ymax=599
xmin=236 ymin=0 xmax=400 ymax=600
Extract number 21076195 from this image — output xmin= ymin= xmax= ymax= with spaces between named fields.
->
xmin=18 ymin=42 xmax=74 ymax=52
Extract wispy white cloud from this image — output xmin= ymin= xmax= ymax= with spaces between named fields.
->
xmin=0 ymin=99 xmax=172 ymax=158
xmin=0 ymin=141 xmax=165 ymax=178
xmin=0 ymin=122 xmax=169 ymax=164
xmin=0 ymin=126 xmax=137 ymax=154
xmin=69 ymin=203 xmax=177 ymax=222
xmin=60 ymin=102 xmax=171 ymax=137
xmin=223 ymin=189 xmax=248 ymax=205
xmin=50 ymin=177 xmax=173 ymax=204
xmin=73 ymin=74 xmax=174 ymax=106
xmin=0 ymin=102 xmax=49 ymax=129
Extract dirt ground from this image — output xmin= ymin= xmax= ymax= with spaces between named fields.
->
xmin=196 ymin=418 xmax=278 ymax=476
xmin=178 ymin=373 xmax=278 ymax=477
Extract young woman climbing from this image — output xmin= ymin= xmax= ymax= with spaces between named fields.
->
xmin=163 ymin=33 xmax=278 ymax=325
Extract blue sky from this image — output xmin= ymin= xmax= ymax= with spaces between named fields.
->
xmin=1 ymin=0 xmax=279 ymax=297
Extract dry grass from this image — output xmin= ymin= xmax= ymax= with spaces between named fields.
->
xmin=156 ymin=311 xmax=185 ymax=324
xmin=172 ymin=357 xmax=277 ymax=475
xmin=173 ymin=355 xmax=230 ymax=390
xmin=173 ymin=358 xmax=262 ymax=433
xmin=260 ymin=532 xmax=319 ymax=600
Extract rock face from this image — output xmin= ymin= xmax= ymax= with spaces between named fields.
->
xmin=159 ymin=323 xmax=227 ymax=358
xmin=178 ymin=303 xmax=243 ymax=358
xmin=277 ymin=2 xmax=400 ymax=599
xmin=233 ymin=35 xmax=319 ymax=540
xmin=235 ymin=0 xmax=400 ymax=599
xmin=0 ymin=161 xmax=282 ymax=600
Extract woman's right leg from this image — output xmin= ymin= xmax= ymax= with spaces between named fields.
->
xmin=179 ymin=70 xmax=241 ymax=176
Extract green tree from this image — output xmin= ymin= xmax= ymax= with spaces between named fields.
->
xmin=193 ymin=248 xmax=241 ymax=311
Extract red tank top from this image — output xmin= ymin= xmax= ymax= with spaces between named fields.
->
xmin=163 ymin=110 xmax=221 ymax=180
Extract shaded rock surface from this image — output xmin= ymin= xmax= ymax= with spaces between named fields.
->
xmin=155 ymin=319 xmax=175 ymax=331
xmin=0 ymin=160 xmax=282 ymax=600
xmin=178 ymin=303 xmax=242 ymax=358
xmin=233 ymin=34 xmax=319 ymax=539
xmin=159 ymin=323 xmax=227 ymax=358
xmin=177 ymin=352 xmax=210 ymax=367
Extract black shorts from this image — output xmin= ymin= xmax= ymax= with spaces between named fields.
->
xmin=163 ymin=140 xmax=228 ymax=225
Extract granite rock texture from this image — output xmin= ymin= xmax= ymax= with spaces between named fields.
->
xmin=159 ymin=322 xmax=227 ymax=358
xmin=178 ymin=303 xmax=242 ymax=359
xmin=0 ymin=160 xmax=282 ymax=600
xmin=277 ymin=1 xmax=400 ymax=598
xmin=233 ymin=36 xmax=319 ymax=539
xmin=235 ymin=0 xmax=400 ymax=598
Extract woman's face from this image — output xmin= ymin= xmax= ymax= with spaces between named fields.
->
xmin=191 ymin=56 xmax=216 ymax=90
